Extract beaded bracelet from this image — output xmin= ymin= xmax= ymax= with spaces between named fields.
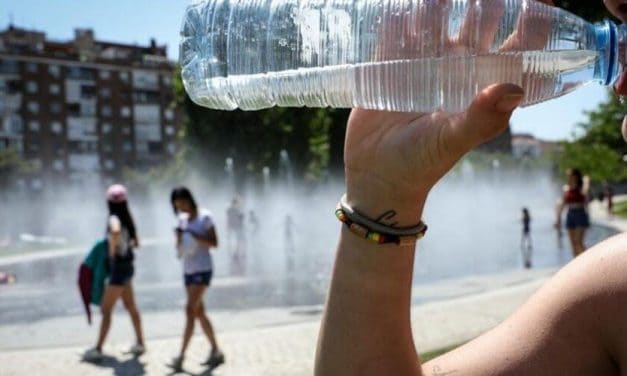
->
xmin=335 ymin=204 xmax=427 ymax=246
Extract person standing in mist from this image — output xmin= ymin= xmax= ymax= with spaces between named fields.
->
xmin=84 ymin=184 xmax=145 ymax=362
xmin=226 ymin=196 xmax=246 ymax=275
xmin=169 ymin=187 xmax=224 ymax=372
xmin=285 ymin=214 xmax=296 ymax=273
xmin=555 ymin=169 xmax=590 ymax=257
xmin=521 ymin=208 xmax=532 ymax=268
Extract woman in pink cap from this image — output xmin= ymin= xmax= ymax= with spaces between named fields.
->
xmin=84 ymin=184 xmax=145 ymax=361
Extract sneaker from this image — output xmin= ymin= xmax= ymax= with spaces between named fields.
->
xmin=168 ymin=355 xmax=184 ymax=371
xmin=83 ymin=347 xmax=104 ymax=362
xmin=128 ymin=344 xmax=146 ymax=356
xmin=202 ymin=349 xmax=225 ymax=369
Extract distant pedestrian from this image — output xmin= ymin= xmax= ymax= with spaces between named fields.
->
xmin=521 ymin=208 xmax=532 ymax=268
xmin=226 ymin=196 xmax=246 ymax=275
xmin=285 ymin=215 xmax=296 ymax=273
xmin=84 ymin=184 xmax=145 ymax=362
xmin=555 ymin=169 xmax=590 ymax=257
xmin=249 ymin=210 xmax=260 ymax=236
xmin=604 ymin=183 xmax=614 ymax=216
xmin=169 ymin=187 xmax=224 ymax=372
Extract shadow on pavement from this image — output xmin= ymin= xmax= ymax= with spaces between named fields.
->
xmin=165 ymin=363 xmax=215 ymax=376
xmin=83 ymin=354 xmax=146 ymax=376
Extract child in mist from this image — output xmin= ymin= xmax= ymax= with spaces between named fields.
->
xmin=169 ymin=187 xmax=224 ymax=371
xmin=521 ymin=207 xmax=532 ymax=269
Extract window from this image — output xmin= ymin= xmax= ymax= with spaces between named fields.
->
xmin=27 ymin=102 xmax=39 ymax=113
xmin=80 ymin=85 xmax=97 ymax=99
xmin=102 ymin=123 xmax=112 ymax=134
xmin=26 ymin=81 xmax=38 ymax=94
xmin=121 ymin=106 xmax=131 ymax=117
xmin=48 ymin=65 xmax=61 ymax=78
xmin=162 ymin=74 xmax=172 ymax=86
xmin=49 ymin=84 xmax=60 ymax=95
xmin=9 ymin=116 xmax=23 ymax=134
xmin=67 ymin=103 xmax=80 ymax=116
xmin=165 ymin=126 xmax=175 ymax=136
xmin=26 ymin=62 xmax=38 ymax=73
xmin=50 ymin=102 xmax=62 ymax=114
xmin=104 ymin=160 xmax=115 ymax=170
xmin=0 ymin=60 xmax=19 ymax=74
xmin=167 ymin=142 xmax=176 ymax=155
xmin=53 ymin=160 xmax=65 ymax=171
xmin=29 ymin=142 xmax=40 ymax=152
xmin=136 ymin=141 xmax=148 ymax=153
xmin=122 ymin=126 xmax=131 ymax=135
xmin=101 ymin=105 xmax=112 ymax=117
xmin=119 ymin=71 xmax=129 ymax=82
xmin=51 ymin=121 xmax=63 ymax=134
xmin=100 ymin=87 xmax=111 ymax=98
xmin=102 ymin=144 xmax=112 ymax=153
xmin=99 ymin=70 xmax=111 ymax=80
xmin=148 ymin=141 xmax=163 ymax=153
xmin=123 ymin=142 xmax=133 ymax=152
xmin=29 ymin=121 xmax=40 ymax=132
xmin=165 ymin=109 xmax=174 ymax=121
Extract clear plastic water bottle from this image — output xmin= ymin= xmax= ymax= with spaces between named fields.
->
xmin=180 ymin=0 xmax=626 ymax=112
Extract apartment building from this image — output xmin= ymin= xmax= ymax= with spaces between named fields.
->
xmin=0 ymin=25 xmax=179 ymax=188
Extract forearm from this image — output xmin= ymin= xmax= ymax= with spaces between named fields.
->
xmin=195 ymin=236 xmax=217 ymax=248
xmin=316 ymin=227 xmax=421 ymax=375
xmin=107 ymin=235 xmax=117 ymax=258
xmin=316 ymin=184 xmax=426 ymax=375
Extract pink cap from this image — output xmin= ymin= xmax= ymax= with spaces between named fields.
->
xmin=106 ymin=184 xmax=128 ymax=203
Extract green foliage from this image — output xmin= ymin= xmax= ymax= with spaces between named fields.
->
xmin=614 ymin=200 xmax=627 ymax=219
xmin=173 ymin=66 xmax=349 ymax=185
xmin=557 ymin=91 xmax=627 ymax=184
xmin=554 ymin=1 xmax=612 ymax=22
xmin=0 ymin=147 xmax=34 ymax=189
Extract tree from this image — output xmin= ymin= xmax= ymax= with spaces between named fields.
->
xmin=558 ymin=92 xmax=627 ymax=183
xmin=554 ymin=1 xmax=610 ymax=22
xmin=0 ymin=147 xmax=33 ymax=191
xmin=173 ymin=67 xmax=349 ymax=186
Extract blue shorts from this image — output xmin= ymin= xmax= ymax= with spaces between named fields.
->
xmin=566 ymin=208 xmax=589 ymax=229
xmin=184 ymin=270 xmax=212 ymax=287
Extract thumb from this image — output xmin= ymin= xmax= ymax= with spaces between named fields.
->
xmin=447 ymin=84 xmax=524 ymax=152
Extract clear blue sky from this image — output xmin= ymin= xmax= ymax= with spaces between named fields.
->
xmin=2 ymin=0 xmax=611 ymax=141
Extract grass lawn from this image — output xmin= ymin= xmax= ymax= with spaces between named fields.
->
xmin=420 ymin=343 xmax=462 ymax=362
xmin=614 ymin=200 xmax=627 ymax=219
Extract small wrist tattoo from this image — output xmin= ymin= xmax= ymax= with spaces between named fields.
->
xmin=374 ymin=210 xmax=399 ymax=227
xmin=432 ymin=365 xmax=458 ymax=376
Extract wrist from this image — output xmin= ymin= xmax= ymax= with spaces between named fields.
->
xmin=346 ymin=174 xmax=428 ymax=227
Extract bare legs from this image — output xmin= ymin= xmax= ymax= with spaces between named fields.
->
xmin=179 ymin=285 xmax=220 ymax=358
xmin=121 ymin=283 xmax=145 ymax=347
xmin=567 ymin=227 xmax=587 ymax=257
xmin=96 ymin=282 xmax=144 ymax=351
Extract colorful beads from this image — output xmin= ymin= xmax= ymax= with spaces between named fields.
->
xmin=335 ymin=206 xmax=426 ymax=246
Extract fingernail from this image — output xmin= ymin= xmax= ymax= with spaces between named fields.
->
xmin=496 ymin=94 xmax=524 ymax=112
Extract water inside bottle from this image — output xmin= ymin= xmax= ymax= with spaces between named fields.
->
xmin=185 ymin=49 xmax=598 ymax=112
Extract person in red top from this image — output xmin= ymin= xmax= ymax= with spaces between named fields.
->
xmin=555 ymin=169 xmax=590 ymax=257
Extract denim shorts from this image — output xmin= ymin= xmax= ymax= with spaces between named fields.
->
xmin=184 ymin=270 xmax=212 ymax=287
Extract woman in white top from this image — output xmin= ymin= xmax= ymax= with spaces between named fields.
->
xmin=84 ymin=184 xmax=145 ymax=361
xmin=169 ymin=187 xmax=224 ymax=371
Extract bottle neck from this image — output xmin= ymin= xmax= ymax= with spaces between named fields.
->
xmin=596 ymin=21 xmax=626 ymax=86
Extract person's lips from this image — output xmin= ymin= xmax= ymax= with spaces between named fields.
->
xmin=615 ymin=71 xmax=627 ymax=95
